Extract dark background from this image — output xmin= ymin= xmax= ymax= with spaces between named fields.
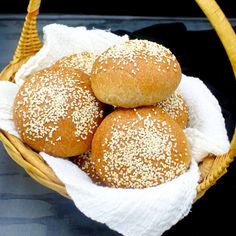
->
xmin=0 ymin=0 xmax=236 ymax=17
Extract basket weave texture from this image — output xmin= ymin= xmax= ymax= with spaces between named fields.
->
xmin=0 ymin=0 xmax=236 ymax=201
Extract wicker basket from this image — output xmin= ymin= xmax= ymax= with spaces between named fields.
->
xmin=0 ymin=0 xmax=236 ymax=201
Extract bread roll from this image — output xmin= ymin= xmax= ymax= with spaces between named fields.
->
xmin=70 ymin=151 xmax=102 ymax=184
xmin=91 ymin=39 xmax=181 ymax=108
xmin=55 ymin=52 xmax=97 ymax=75
xmin=13 ymin=66 xmax=103 ymax=157
xmin=156 ymin=91 xmax=188 ymax=128
xmin=91 ymin=107 xmax=191 ymax=188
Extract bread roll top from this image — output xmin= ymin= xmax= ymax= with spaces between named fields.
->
xmin=13 ymin=65 xmax=103 ymax=157
xmin=91 ymin=39 xmax=181 ymax=108
xmin=92 ymin=107 xmax=190 ymax=188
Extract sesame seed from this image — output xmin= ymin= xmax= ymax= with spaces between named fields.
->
xmin=56 ymin=52 xmax=98 ymax=75
xmin=94 ymin=109 xmax=188 ymax=188
xmin=94 ymin=40 xmax=177 ymax=76
xmin=14 ymin=67 xmax=103 ymax=144
xmin=155 ymin=91 xmax=188 ymax=121
xmin=70 ymin=151 xmax=103 ymax=185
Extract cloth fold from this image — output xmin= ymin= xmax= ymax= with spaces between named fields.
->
xmin=41 ymin=152 xmax=199 ymax=236
xmin=14 ymin=24 xmax=129 ymax=86
xmin=178 ymin=74 xmax=229 ymax=162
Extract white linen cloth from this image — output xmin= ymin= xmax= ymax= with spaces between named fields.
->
xmin=14 ymin=24 xmax=129 ymax=86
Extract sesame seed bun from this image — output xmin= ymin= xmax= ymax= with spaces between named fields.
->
xmin=70 ymin=151 xmax=103 ymax=185
xmin=13 ymin=66 xmax=103 ymax=157
xmin=91 ymin=107 xmax=191 ymax=189
xmin=91 ymin=39 xmax=181 ymax=108
xmin=155 ymin=91 xmax=188 ymax=128
xmin=55 ymin=52 xmax=97 ymax=75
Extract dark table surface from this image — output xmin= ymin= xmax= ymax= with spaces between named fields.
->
xmin=0 ymin=15 xmax=236 ymax=236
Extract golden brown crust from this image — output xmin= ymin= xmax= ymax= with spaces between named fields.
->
xmin=91 ymin=107 xmax=191 ymax=189
xmin=70 ymin=151 xmax=103 ymax=184
xmin=155 ymin=91 xmax=189 ymax=128
xmin=91 ymin=39 xmax=181 ymax=108
xmin=55 ymin=52 xmax=98 ymax=75
xmin=13 ymin=65 xmax=103 ymax=157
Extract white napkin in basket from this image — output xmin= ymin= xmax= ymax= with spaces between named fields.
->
xmin=14 ymin=24 xmax=129 ymax=86
xmin=179 ymin=74 xmax=229 ymax=162
xmin=41 ymin=152 xmax=199 ymax=236
xmin=0 ymin=81 xmax=20 ymax=138
xmin=0 ymin=24 xmax=230 ymax=236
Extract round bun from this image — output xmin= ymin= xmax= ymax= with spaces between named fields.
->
xmin=13 ymin=66 xmax=103 ymax=157
xmin=91 ymin=39 xmax=181 ymax=108
xmin=70 ymin=151 xmax=102 ymax=184
xmin=91 ymin=107 xmax=191 ymax=189
xmin=155 ymin=91 xmax=188 ymax=128
xmin=55 ymin=52 xmax=97 ymax=75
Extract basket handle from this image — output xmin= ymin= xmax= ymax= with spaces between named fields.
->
xmin=195 ymin=0 xmax=236 ymax=158
xmin=195 ymin=0 xmax=236 ymax=78
xmin=11 ymin=0 xmax=42 ymax=64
